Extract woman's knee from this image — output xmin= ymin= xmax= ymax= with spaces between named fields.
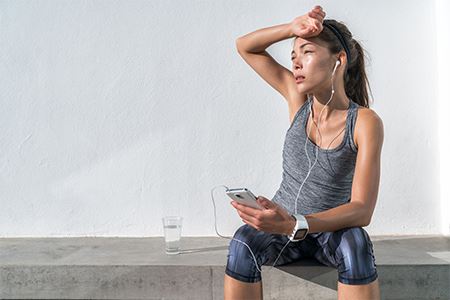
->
xmin=228 ymin=224 xmax=267 ymax=258
xmin=225 ymin=224 xmax=270 ymax=283
xmin=333 ymin=227 xmax=378 ymax=285
xmin=233 ymin=224 xmax=256 ymax=243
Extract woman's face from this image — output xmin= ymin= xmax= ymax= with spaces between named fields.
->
xmin=291 ymin=36 xmax=337 ymax=94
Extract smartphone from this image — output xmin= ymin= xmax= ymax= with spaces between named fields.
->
xmin=226 ymin=188 xmax=264 ymax=210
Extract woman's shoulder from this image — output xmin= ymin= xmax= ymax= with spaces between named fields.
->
xmin=354 ymin=107 xmax=384 ymax=150
xmin=356 ymin=107 xmax=383 ymax=123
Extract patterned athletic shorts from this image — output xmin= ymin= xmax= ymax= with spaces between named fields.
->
xmin=225 ymin=224 xmax=378 ymax=285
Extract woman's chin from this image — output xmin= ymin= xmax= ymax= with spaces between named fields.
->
xmin=296 ymin=85 xmax=311 ymax=94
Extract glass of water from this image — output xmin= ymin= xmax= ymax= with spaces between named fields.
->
xmin=162 ymin=216 xmax=183 ymax=255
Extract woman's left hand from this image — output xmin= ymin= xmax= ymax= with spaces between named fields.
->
xmin=231 ymin=196 xmax=295 ymax=235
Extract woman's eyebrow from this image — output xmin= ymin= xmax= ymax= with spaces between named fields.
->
xmin=291 ymin=42 xmax=314 ymax=55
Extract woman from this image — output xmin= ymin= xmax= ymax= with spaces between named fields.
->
xmin=225 ymin=5 xmax=384 ymax=300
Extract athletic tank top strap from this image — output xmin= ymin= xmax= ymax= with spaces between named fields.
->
xmin=288 ymin=99 xmax=311 ymax=132
xmin=347 ymin=99 xmax=360 ymax=153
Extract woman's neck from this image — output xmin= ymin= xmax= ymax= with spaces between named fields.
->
xmin=309 ymin=90 xmax=350 ymax=120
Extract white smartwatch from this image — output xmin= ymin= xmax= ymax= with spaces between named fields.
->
xmin=288 ymin=214 xmax=309 ymax=242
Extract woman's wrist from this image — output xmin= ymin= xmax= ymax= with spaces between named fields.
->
xmin=285 ymin=215 xmax=297 ymax=235
xmin=286 ymin=22 xmax=297 ymax=38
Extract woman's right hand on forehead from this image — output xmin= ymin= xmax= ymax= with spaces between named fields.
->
xmin=290 ymin=5 xmax=326 ymax=38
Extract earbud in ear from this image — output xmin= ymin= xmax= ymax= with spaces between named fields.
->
xmin=332 ymin=60 xmax=341 ymax=76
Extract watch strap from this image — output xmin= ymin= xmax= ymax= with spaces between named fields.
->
xmin=288 ymin=214 xmax=309 ymax=242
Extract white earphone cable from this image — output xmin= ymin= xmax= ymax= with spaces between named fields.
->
xmin=211 ymin=60 xmax=346 ymax=274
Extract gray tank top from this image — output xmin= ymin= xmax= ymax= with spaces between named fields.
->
xmin=271 ymin=96 xmax=360 ymax=215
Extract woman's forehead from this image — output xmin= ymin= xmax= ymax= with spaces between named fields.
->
xmin=293 ymin=36 xmax=327 ymax=52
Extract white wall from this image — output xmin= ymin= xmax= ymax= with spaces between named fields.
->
xmin=0 ymin=0 xmax=447 ymax=237
xmin=436 ymin=0 xmax=450 ymax=236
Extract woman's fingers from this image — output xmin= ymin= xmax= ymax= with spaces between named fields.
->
xmin=313 ymin=19 xmax=323 ymax=28
xmin=311 ymin=6 xmax=326 ymax=19
xmin=237 ymin=210 xmax=258 ymax=227
xmin=308 ymin=10 xmax=325 ymax=22
xmin=289 ymin=6 xmax=325 ymax=38
xmin=317 ymin=11 xmax=326 ymax=19
xmin=313 ymin=5 xmax=324 ymax=14
xmin=308 ymin=6 xmax=325 ymax=34
xmin=308 ymin=11 xmax=317 ymax=18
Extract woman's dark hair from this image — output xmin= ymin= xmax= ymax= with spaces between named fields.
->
xmin=294 ymin=19 xmax=373 ymax=108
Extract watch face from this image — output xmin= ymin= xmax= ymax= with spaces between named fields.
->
xmin=294 ymin=229 xmax=308 ymax=239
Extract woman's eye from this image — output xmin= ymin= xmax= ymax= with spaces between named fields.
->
xmin=291 ymin=51 xmax=312 ymax=60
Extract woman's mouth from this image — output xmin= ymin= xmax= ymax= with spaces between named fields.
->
xmin=295 ymin=76 xmax=305 ymax=84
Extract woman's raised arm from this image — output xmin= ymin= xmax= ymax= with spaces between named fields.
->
xmin=235 ymin=5 xmax=325 ymax=116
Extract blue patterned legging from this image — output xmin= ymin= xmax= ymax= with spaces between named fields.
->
xmin=225 ymin=224 xmax=378 ymax=285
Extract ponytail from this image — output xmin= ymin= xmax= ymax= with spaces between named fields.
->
xmin=299 ymin=19 xmax=374 ymax=108
xmin=344 ymin=39 xmax=373 ymax=108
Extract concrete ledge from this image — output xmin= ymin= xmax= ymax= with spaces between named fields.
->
xmin=0 ymin=235 xmax=449 ymax=299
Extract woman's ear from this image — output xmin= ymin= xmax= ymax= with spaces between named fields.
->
xmin=339 ymin=52 xmax=347 ymax=67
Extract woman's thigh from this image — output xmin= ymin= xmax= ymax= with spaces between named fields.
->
xmin=311 ymin=227 xmax=379 ymax=285
xmin=225 ymin=224 xmax=316 ymax=283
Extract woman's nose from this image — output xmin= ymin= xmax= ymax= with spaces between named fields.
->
xmin=292 ymin=59 xmax=302 ymax=69
xmin=294 ymin=62 xmax=302 ymax=70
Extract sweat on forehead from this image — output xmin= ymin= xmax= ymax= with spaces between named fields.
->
xmin=291 ymin=37 xmax=328 ymax=55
